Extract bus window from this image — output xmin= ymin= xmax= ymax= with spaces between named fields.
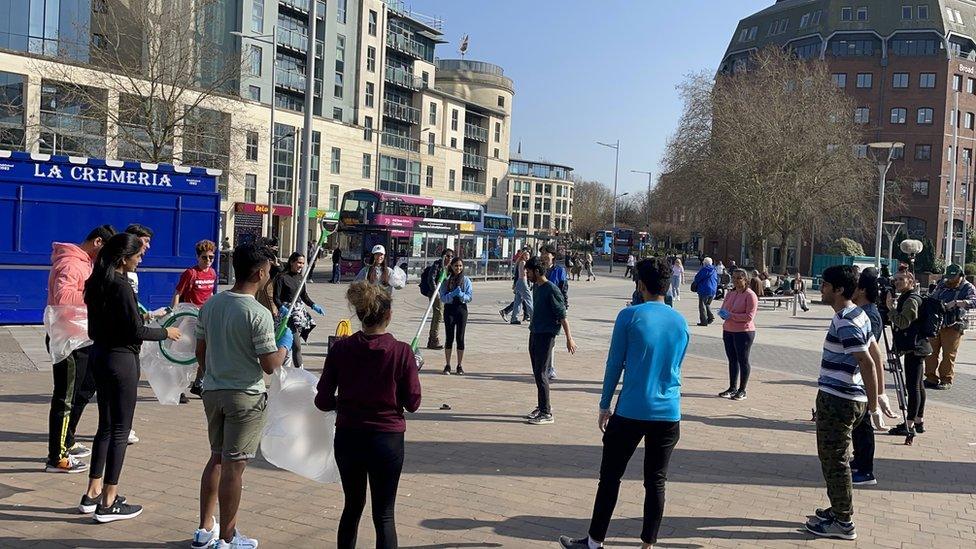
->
xmin=340 ymin=192 xmax=379 ymax=225
xmin=337 ymin=230 xmax=363 ymax=261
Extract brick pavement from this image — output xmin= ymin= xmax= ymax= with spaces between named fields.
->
xmin=1 ymin=272 xmax=975 ymax=547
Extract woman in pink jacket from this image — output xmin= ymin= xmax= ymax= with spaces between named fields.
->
xmin=718 ymin=268 xmax=758 ymax=401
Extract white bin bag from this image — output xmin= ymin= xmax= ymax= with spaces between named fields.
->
xmin=44 ymin=305 xmax=92 ymax=364
xmin=141 ymin=304 xmax=199 ymax=405
xmin=260 ymin=365 xmax=340 ymax=483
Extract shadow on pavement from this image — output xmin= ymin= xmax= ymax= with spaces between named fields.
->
xmin=0 ymin=538 xmax=185 ymax=548
xmin=402 ymin=543 xmax=503 ymax=549
xmin=0 ymin=394 xmax=50 ymax=404
xmin=681 ymin=413 xmax=814 ymax=433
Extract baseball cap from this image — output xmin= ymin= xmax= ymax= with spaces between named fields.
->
xmin=371 ymin=244 xmax=386 ymax=255
xmin=945 ymin=263 xmax=963 ymax=277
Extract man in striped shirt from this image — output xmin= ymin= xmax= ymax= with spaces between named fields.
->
xmin=806 ymin=265 xmax=878 ymax=541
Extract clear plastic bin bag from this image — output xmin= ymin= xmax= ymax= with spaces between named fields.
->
xmin=141 ymin=304 xmax=199 ymax=405
xmin=44 ymin=305 xmax=92 ymax=364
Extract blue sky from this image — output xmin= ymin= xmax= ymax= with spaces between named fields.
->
xmin=406 ymin=0 xmax=771 ymax=194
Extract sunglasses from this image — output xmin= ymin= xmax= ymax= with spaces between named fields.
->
xmin=200 ymin=255 xmax=215 ymax=260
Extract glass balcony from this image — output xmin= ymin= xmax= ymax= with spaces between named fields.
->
xmin=462 ymin=152 xmax=487 ymax=171
xmin=384 ymin=67 xmax=422 ymax=90
xmin=464 ymin=123 xmax=488 ymax=142
xmin=381 ymin=132 xmax=420 ymax=153
xmin=461 ymin=178 xmax=485 ymax=194
xmin=275 ymin=69 xmax=306 ymax=91
xmin=385 ymin=30 xmax=430 ymax=61
xmin=277 ymin=28 xmax=308 ymax=52
xmin=279 ymin=0 xmax=310 ymax=13
xmin=383 ymin=100 xmax=420 ymax=124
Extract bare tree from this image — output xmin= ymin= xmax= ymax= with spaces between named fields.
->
xmin=570 ymin=177 xmax=614 ymax=239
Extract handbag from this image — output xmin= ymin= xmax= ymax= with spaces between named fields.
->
xmin=690 ymin=279 xmax=699 ymax=292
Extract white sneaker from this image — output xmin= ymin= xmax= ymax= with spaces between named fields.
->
xmin=128 ymin=430 xmax=139 ymax=445
xmin=190 ymin=517 xmax=219 ymax=548
xmin=214 ymin=531 xmax=258 ymax=549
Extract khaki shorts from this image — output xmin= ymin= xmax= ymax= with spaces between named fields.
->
xmin=202 ymin=390 xmax=268 ymax=461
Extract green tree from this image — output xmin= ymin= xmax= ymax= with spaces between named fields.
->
xmin=826 ymin=237 xmax=865 ymax=257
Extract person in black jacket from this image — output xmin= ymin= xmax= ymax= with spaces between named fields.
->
xmin=273 ymin=252 xmax=325 ymax=369
xmin=80 ymin=233 xmax=180 ymax=522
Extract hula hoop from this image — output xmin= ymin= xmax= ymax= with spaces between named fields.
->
xmin=157 ymin=311 xmax=199 ymax=365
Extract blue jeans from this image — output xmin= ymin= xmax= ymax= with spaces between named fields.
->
xmin=331 ymin=263 xmax=341 ymax=283
xmin=512 ymin=279 xmax=533 ymax=323
xmin=670 ymin=275 xmax=681 ymax=298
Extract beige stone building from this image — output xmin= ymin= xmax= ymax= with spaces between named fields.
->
xmin=502 ymin=159 xmax=574 ymax=237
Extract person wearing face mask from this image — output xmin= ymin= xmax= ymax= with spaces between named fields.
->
xmin=79 ymin=233 xmax=181 ymax=522
xmin=439 ymin=257 xmax=472 ymax=375
xmin=923 ymin=264 xmax=976 ymax=390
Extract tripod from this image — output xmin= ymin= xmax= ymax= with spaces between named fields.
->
xmin=880 ymin=326 xmax=915 ymax=445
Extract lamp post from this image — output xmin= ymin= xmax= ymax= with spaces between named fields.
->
xmin=631 ymin=169 xmax=653 ymax=236
xmin=882 ymin=221 xmax=904 ymax=271
xmin=597 ymin=140 xmax=619 ymax=272
xmin=868 ymin=141 xmax=904 ymax=269
xmin=296 ymin=7 xmax=318 ymax=256
xmin=231 ymin=29 xmax=277 ymax=239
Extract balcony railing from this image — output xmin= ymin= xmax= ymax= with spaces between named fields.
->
xmin=464 ymin=123 xmax=488 ymax=142
xmin=462 ymin=152 xmax=487 ymax=171
xmin=386 ymin=30 xmax=430 ymax=61
xmin=383 ymin=100 xmax=420 ymax=124
xmin=275 ymin=69 xmax=306 ymax=91
xmin=277 ymin=28 xmax=308 ymax=52
xmin=381 ymin=132 xmax=420 ymax=153
xmin=384 ymin=66 xmax=422 ymax=90
xmin=280 ymin=0 xmax=310 ymax=13
xmin=461 ymin=178 xmax=485 ymax=194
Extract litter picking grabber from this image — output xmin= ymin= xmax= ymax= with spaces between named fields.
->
xmin=276 ymin=218 xmax=339 ymax=340
xmin=408 ymin=265 xmax=449 ymax=371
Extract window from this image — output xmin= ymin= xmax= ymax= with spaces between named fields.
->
xmin=450 ymin=137 xmax=457 ymax=148
xmin=497 ymin=95 xmax=505 ymax=108
xmin=492 ymin=177 xmax=498 ymax=198
xmin=892 ymin=72 xmax=909 ymax=88
xmin=248 ymin=85 xmax=261 ymax=101
xmin=811 ymin=10 xmax=822 ymax=26
xmin=967 ymin=112 xmax=975 ymax=129
xmin=956 ymin=10 xmax=964 ymax=25
xmin=833 ymin=39 xmax=877 ymax=56
xmin=917 ymin=107 xmax=934 ymax=124
xmin=271 ymin=123 xmax=295 ymax=205
xmin=739 ymin=28 xmax=748 ymax=43
xmin=920 ymin=73 xmax=936 ymax=88
xmin=362 ymin=153 xmax=371 ymax=179
xmin=250 ymin=46 xmax=262 ymax=77
xmin=494 ymin=122 xmax=501 ymax=142
xmin=912 ymin=180 xmax=930 ymax=196
xmin=891 ymin=146 xmax=904 ymax=160
xmin=329 ymin=184 xmax=340 ymax=210
xmin=426 ymin=165 xmax=434 ymax=187
xmin=365 ymin=82 xmax=374 ymax=108
xmin=856 ymin=73 xmax=872 ymax=88
xmin=368 ymin=10 xmax=377 ymax=35
xmin=363 ymin=116 xmax=373 ymax=140
xmin=333 ymin=107 xmax=342 ymax=121
xmin=449 ymin=169 xmax=456 ymax=191
xmin=890 ymin=108 xmax=907 ymax=124
xmin=429 ymin=103 xmax=437 ymax=125
xmin=969 ymin=78 xmax=976 ymax=94
xmin=331 ymin=147 xmax=340 ymax=174
xmin=251 ymin=0 xmax=264 ymax=33
xmin=427 ymin=133 xmax=435 ymax=155
xmin=954 ymin=74 xmax=963 ymax=91
xmin=451 ymin=109 xmax=459 ymax=131
xmin=366 ymin=46 xmax=376 ymax=72
xmin=853 ymin=144 xmax=868 ymax=158
xmin=857 ymin=7 xmax=868 ymax=21
xmin=334 ymin=72 xmax=343 ymax=98
xmin=337 ymin=0 xmax=346 ymax=23
xmin=244 ymin=174 xmax=257 ymax=203
xmin=902 ymin=5 xmax=913 ymax=19
xmin=915 ymin=144 xmax=932 ymax=160
xmin=422 ymin=72 xmax=429 ymax=87
xmin=246 ymin=131 xmax=259 ymax=161
xmin=891 ymin=38 xmax=939 ymax=56
xmin=950 ymin=109 xmax=957 ymax=126
xmin=748 ymin=26 xmax=758 ymax=40
xmin=841 ymin=7 xmax=852 ymax=21
xmin=335 ymin=35 xmax=345 ymax=72
xmin=947 ymin=7 xmax=956 ymax=23
xmin=918 ymin=5 xmax=928 ymax=19
xmin=832 ymin=73 xmax=847 ymax=88
xmin=799 ymin=13 xmax=810 ymax=28
xmin=493 ymin=147 xmax=500 ymax=158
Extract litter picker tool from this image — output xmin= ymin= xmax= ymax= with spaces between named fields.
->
xmin=276 ymin=218 xmax=339 ymax=340
xmin=408 ymin=261 xmax=449 ymax=371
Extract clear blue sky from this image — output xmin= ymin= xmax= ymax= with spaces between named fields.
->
xmin=406 ymin=0 xmax=771 ymax=194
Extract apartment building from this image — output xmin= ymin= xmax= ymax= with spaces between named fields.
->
xmin=503 ymin=159 xmax=574 ymax=237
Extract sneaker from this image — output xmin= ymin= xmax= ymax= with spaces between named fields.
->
xmin=547 ymin=369 xmax=557 ymax=380
xmin=731 ymin=389 xmax=747 ymax=401
xmin=442 ymin=365 xmax=451 ymax=375
xmin=455 ymin=365 xmax=465 ymax=376
xmin=510 ymin=320 xmax=522 ymax=325
xmin=718 ymin=387 xmax=737 ymax=398
xmin=93 ymin=496 xmax=143 ymax=523
xmin=127 ymin=430 xmax=139 ymax=445
xmin=79 ymin=494 xmax=125 ymax=514
xmin=915 ymin=422 xmax=925 ymax=434
xmin=524 ymin=408 xmax=541 ymax=420
xmin=68 ymin=443 xmax=92 ymax=458
xmin=527 ymin=413 xmax=554 ymax=425
xmin=190 ymin=516 xmax=220 ymax=549
xmin=498 ymin=309 xmax=507 ymax=320
xmin=937 ymin=382 xmax=952 ymax=390
xmin=813 ymin=508 xmax=834 ymax=521
xmin=427 ymin=342 xmax=444 ymax=350
xmin=214 ymin=531 xmax=259 ymax=549
xmin=189 ymin=380 xmax=203 ymax=397
xmin=45 ymin=455 xmax=88 ymax=474
xmin=179 ymin=393 xmax=190 ymax=404
xmin=558 ymin=535 xmax=602 ymax=548
xmin=923 ymin=380 xmax=940 ymax=389
xmin=852 ymin=472 xmax=877 ymax=486
xmin=805 ymin=516 xmax=856 ymax=540
xmin=887 ymin=423 xmax=914 ymax=436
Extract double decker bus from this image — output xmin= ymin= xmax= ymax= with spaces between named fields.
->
xmin=593 ymin=230 xmax=613 ymax=255
xmin=612 ymin=228 xmax=635 ymax=263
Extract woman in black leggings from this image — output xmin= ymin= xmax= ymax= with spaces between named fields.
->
xmin=274 ymin=252 xmax=324 ymax=368
xmin=81 ymin=233 xmax=180 ymax=522
xmin=888 ymin=271 xmax=929 ymax=436
xmin=439 ymin=257 xmax=472 ymax=375
xmin=315 ymin=282 xmax=421 ymax=549
xmin=718 ymin=269 xmax=758 ymax=401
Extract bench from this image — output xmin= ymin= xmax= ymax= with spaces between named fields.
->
xmin=757 ymin=294 xmax=801 ymax=316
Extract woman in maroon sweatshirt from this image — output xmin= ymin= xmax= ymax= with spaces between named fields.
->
xmin=315 ymin=281 xmax=422 ymax=549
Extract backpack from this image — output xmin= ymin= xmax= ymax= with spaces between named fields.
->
xmin=419 ymin=264 xmax=435 ymax=298
xmin=917 ymin=294 xmax=945 ymax=339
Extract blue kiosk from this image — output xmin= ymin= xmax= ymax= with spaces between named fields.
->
xmin=0 ymin=151 xmax=221 ymax=325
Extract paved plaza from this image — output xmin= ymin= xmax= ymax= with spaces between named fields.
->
xmin=1 ymin=266 xmax=975 ymax=548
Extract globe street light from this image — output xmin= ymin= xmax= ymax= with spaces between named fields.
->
xmin=868 ymin=141 xmax=905 ymax=269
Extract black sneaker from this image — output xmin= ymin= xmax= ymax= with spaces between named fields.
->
xmin=179 ymin=393 xmax=189 ymax=404
xmin=442 ymin=365 xmax=452 ymax=375
xmin=731 ymin=389 xmax=747 ymax=401
xmin=813 ymin=508 xmax=834 ymax=522
xmin=915 ymin=422 xmax=925 ymax=433
xmin=189 ymin=380 xmax=203 ymax=397
xmin=510 ymin=320 xmax=522 ymax=325
xmin=805 ymin=516 xmax=856 ymax=540
xmin=937 ymin=382 xmax=952 ymax=390
xmin=923 ymin=380 xmax=940 ymax=389
xmin=455 ymin=365 xmax=465 ymax=376
xmin=524 ymin=408 xmax=541 ymax=420
xmin=527 ymin=413 xmax=554 ymax=425
xmin=888 ymin=423 xmax=915 ymax=436
xmin=558 ymin=535 xmax=602 ymax=548
xmin=79 ymin=494 xmax=125 ymax=514
xmin=718 ymin=387 xmax=736 ymax=398
xmin=93 ymin=496 xmax=142 ymax=523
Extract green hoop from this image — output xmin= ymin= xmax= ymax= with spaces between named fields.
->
xmin=157 ymin=311 xmax=199 ymax=366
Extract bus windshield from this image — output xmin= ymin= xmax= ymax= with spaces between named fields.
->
xmin=339 ymin=191 xmax=379 ymax=225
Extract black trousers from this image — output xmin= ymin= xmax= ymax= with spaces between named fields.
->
xmin=443 ymin=303 xmax=468 ymax=351
xmin=528 ymin=332 xmax=556 ymax=414
xmin=588 ymin=414 xmax=680 ymax=544
xmin=47 ymin=344 xmax=95 ymax=464
xmin=290 ymin=327 xmax=304 ymax=369
xmin=698 ymin=295 xmax=714 ymax=325
xmin=850 ymin=411 xmax=875 ymax=475
xmin=904 ymin=353 xmax=926 ymax=419
xmin=334 ymin=429 xmax=404 ymax=549
xmin=723 ymin=331 xmax=756 ymax=390
xmin=88 ymin=347 xmax=140 ymax=485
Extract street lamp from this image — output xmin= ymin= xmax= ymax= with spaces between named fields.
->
xmin=868 ymin=141 xmax=904 ymax=269
xmin=882 ymin=220 xmax=904 ymax=271
xmin=597 ymin=140 xmax=620 ymax=272
xmin=631 ymin=169 xmax=653 ymax=242
xmin=231 ymin=29 xmax=277 ymax=239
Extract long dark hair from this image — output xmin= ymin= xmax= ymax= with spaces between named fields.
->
xmin=366 ymin=253 xmax=390 ymax=285
xmin=84 ymin=232 xmax=144 ymax=308
xmin=446 ymin=257 xmax=464 ymax=291
xmin=287 ymin=252 xmax=305 ymax=274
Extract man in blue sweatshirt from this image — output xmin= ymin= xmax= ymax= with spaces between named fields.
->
xmin=559 ymin=257 xmax=689 ymax=549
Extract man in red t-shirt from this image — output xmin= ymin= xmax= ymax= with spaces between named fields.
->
xmin=171 ymin=240 xmax=218 ymax=309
